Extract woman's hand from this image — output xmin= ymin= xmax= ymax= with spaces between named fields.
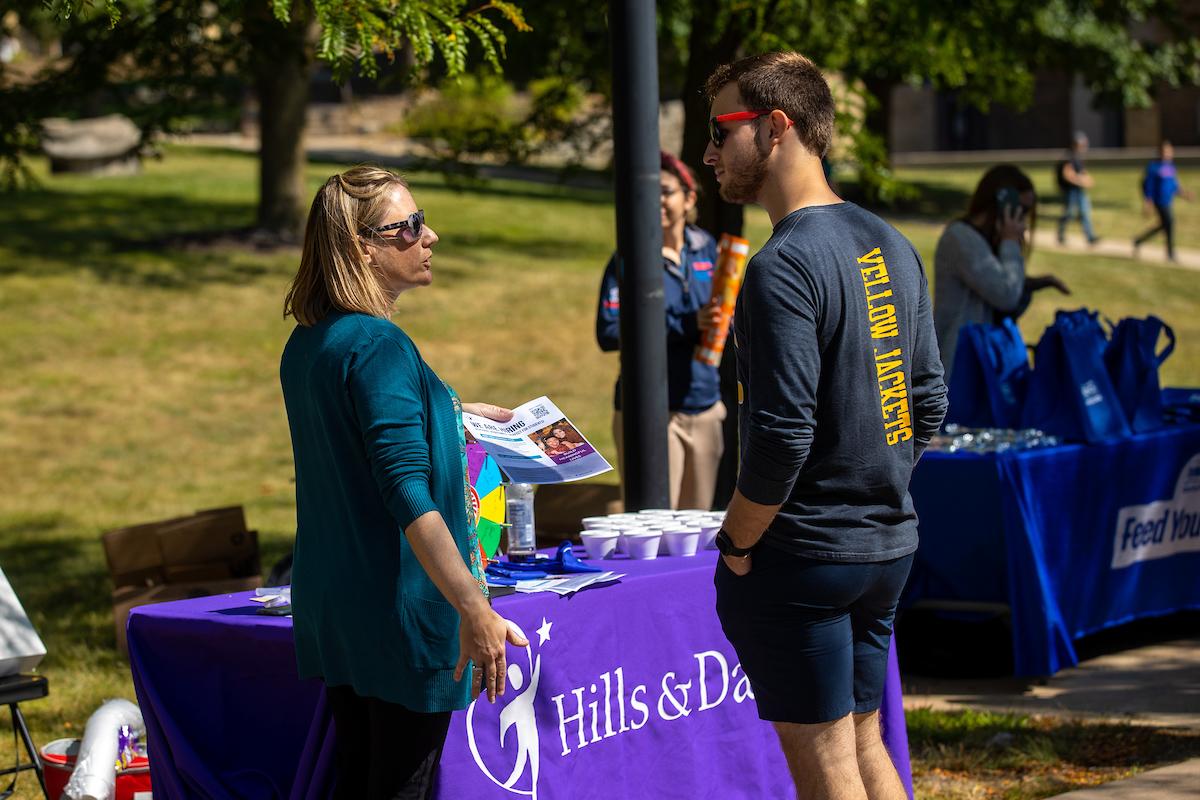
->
xmin=462 ymin=403 xmax=514 ymax=422
xmin=455 ymin=606 xmax=529 ymax=703
xmin=697 ymin=301 xmax=723 ymax=333
xmin=1043 ymin=276 xmax=1071 ymax=295
xmin=1028 ymin=274 xmax=1071 ymax=295
xmin=996 ymin=204 xmax=1027 ymax=243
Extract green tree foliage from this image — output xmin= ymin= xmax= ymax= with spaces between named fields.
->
xmin=402 ymin=71 xmax=588 ymax=184
xmin=1 ymin=0 xmax=527 ymax=235
xmin=675 ymin=0 xmax=1200 ymax=228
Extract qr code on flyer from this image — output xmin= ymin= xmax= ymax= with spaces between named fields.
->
xmin=530 ymin=403 xmax=550 ymax=420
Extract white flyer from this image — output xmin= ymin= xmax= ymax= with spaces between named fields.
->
xmin=463 ymin=395 xmax=613 ymax=484
xmin=514 ymin=572 xmax=624 ymax=596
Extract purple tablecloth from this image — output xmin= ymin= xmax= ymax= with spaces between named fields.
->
xmin=129 ymin=550 xmax=912 ymax=799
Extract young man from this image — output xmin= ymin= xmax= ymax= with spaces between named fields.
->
xmin=1057 ymin=131 xmax=1100 ymax=246
xmin=703 ymin=52 xmax=947 ymax=800
xmin=1134 ymin=140 xmax=1193 ymax=262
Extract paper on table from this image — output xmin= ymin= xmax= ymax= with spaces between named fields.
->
xmin=515 ymin=571 xmax=623 ymax=596
xmin=463 ymin=396 xmax=612 ymax=484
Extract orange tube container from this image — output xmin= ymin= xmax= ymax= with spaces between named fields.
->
xmin=694 ymin=233 xmax=750 ymax=366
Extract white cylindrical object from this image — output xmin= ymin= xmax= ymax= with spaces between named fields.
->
xmin=614 ymin=526 xmax=649 ymax=555
xmin=665 ymin=528 xmax=701 ymax=557
xmin=65 ymin=698 xmax=144 ymax=800
xmin=579 ymin=530 xmax=619 ymax=559
xmin=625 ymin=532 xmax=662 ymax=560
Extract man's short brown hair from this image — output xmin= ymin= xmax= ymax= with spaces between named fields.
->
xmin=705 ymin=52 xmax=834 ymax=158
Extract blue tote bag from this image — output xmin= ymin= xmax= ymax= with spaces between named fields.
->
xmin=1104 ymin=316 xmax=1175 ymax=433
xmin=1021 ymin=309 xmax=1132 ymax=442
xmin=946 ymin=318 xmax=1030 ymax=429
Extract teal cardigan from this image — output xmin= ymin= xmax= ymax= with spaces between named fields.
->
xmin=280 ymin=312 xmax=473 ymax=712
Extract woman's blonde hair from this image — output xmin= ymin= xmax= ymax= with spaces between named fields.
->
xmin=284 ymin=165 xmax=410 ymax=326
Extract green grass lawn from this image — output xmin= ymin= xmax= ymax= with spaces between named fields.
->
xmin=0 ymin=146 xmax=1197 ymax=799
xmin=908 ymin=708 xmax=1200 ymax=799
xmin=891 ymin=159 xmax=1200 ymax=252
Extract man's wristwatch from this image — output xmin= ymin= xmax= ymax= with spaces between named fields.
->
xmin=715 ymin=529 xmax=753 ymax=558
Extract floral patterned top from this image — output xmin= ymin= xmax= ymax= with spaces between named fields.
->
xmin=445 ymin=383 xmax=489 ymax=598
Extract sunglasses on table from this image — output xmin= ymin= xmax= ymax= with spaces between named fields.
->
xmin=362 ymin=209 xmax=425 ymax=244
xmin=708 ymin=110 xmax=794 ymax=148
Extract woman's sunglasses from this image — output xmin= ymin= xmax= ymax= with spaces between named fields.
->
xmin=363 ymin=209 xmax=425 ymax=244
xmin=708 ymin=110 xmax=794 ymax=148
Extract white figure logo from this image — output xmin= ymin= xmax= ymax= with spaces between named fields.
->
xmin=467 ymin=618 xmax=549 ymax=798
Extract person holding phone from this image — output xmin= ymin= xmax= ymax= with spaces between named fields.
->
xmin=933 ymin=164 xmax=1071 ymax=382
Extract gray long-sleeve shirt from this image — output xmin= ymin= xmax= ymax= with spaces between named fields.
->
xmin=933 ymin=220 xmax=1029 ymax=382
xmin=733 ymin=203 xmax=948 ymax=562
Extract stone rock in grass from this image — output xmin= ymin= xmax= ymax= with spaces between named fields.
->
xmin=41 ymin=114 xmax=142 ymax=175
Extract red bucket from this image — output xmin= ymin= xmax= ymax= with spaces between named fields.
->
xmin=41 ymin=738 xmax=152 ymax=800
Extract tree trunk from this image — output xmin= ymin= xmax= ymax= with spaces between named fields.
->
xmin=679 ymin=8 xmax=749 ymax=240
xmin=863 ymin=76 xmax=896 ymax=162
xmin=246 ymin=3 xmax=317 ymax=242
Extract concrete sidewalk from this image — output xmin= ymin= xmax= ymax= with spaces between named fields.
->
xmin=1032 ymin=230 xmax=1200 ymax=271
xmin=903 ymin=634 xmax=1200 ymax=729
xmin=903 ymin=633 xmax=1200 ymax=798
xmin=1043 ymin=759 xmax=1200 ymax=798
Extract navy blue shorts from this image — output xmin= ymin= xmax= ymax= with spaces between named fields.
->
xmin=714 ymin=543 xmax=913 ymax=724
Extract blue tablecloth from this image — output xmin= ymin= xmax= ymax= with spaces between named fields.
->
xmin=907 ymin=422 xmax=1200 ymax=676
xmin=128 ymin=550 xmax=913 ymax=799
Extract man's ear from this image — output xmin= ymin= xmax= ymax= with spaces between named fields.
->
xmin=767 ymin=109 xmax=792 ymax=142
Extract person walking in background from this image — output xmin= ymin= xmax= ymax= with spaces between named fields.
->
xmin=702 ymin=52 xmax=947 ymax=800
xmin=1135 ymin=140 xmax=1193 ymax=262
xmin=595 ymin=150 xmax=725 ymax=510
xmin=280 ymin=166 xmax=527 ymax=799
xmin=934 ymin=165 xmax=1071 ymax=381
xmin=1057 ymin=131 xmax=1100 ymax=246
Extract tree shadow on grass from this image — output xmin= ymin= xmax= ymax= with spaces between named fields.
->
xmin=0 ymin=186 xmax=294 ymax=289
xmin=0 ymin=515 xmax=115 ymax=659
xmin=908 ymin=706 xmax=1200 ymax=772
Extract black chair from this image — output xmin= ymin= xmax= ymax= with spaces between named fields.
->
xmin=0 ymin=674 xmax=49 ymax=799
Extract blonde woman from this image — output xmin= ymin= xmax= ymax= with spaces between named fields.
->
xmin=280 ymin=166 xmax=526 ymax=799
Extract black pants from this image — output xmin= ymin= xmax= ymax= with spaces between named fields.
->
xmin=325 ymin=684 xmax=452 ymax=800
xmin=1135 ymin=202 xmax=1175 ymax=259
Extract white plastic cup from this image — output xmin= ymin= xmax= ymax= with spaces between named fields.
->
xmin=624 ymin=531 xmax=662 ymax=560
xmin=579 ymin=530 xmax=619 ymax=559
xmin=657 ymin=523 xmax=690 ymax=555
xmin=614 ymin=526 xmax=648 ymax=555
xmin=698 ymin=523 xmax=722 ymax=550
xmin=665 ymin=528 xmax=701 ymax=557
xmin=582 ymin=516 xmax=618 ymax=530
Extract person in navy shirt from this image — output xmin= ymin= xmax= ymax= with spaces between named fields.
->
xmin=595 ymin=151 xmax=726 ymax=510
xmin=1135 ymin=140 xmax=1193 ymax=262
